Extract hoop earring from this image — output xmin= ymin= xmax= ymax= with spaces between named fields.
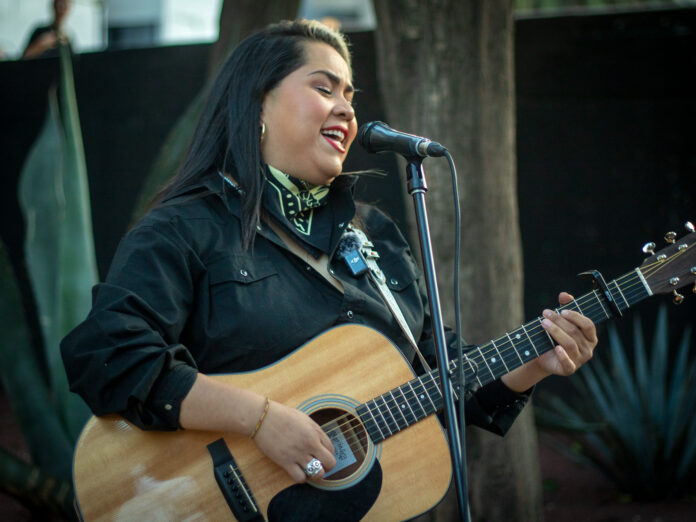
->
xmin=260 ymin=123 xmax=266 ymax=142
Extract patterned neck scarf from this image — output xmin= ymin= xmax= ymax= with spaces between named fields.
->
xmin=265 ymin=165 xmax=330 ymax=237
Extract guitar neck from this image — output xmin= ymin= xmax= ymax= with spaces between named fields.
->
xmin=356 ymin=267 xmax=652 ymax=444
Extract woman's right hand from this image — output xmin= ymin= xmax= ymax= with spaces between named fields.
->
xmin=252 ymin=400 xmax=336 ymax=483
xmin=179 ymin=374 xmax=336 ymax=483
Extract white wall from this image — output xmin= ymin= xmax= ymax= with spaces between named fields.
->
xmin=161 ymin=0 xmax=222 ymax=45
xmin=0 ymin=0 xmax=102 ymax=59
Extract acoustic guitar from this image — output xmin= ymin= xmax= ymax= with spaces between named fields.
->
xmin=72 ymin=226 xmax=696 ymax=521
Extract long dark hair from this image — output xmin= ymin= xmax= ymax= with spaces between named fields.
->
xmin=153 ymin=19 xmax=352 ymax=249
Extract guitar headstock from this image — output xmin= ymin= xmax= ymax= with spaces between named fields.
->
xmin=639 ymin=222 xmax=696 ymax=303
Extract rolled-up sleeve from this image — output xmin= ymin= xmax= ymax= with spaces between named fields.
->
xmin=60 ymin=223 xmax=199 ymax=430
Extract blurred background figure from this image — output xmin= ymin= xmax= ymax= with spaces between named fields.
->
xmin=22 ymin=0 xmax=72 ymax=59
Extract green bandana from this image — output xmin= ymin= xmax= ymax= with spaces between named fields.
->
xmin=265 ymin=165 xmax=330 ymax=236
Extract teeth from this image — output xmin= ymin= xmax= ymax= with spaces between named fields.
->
xmin=322 ymin=129 xmax=346 ymax=142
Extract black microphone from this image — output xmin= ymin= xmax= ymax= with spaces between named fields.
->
xmin=357 ymin=121 xmax=447 ymax=158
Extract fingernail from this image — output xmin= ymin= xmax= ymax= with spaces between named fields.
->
xmin=561 ymin=310 xmax=570 ymax=316
xmin=542 ymin=318 xmax=553 ymax=327
xmin=542 ymin=309 xmax=553 ymax=319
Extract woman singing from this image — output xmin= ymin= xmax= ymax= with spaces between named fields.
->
xmin=61 ymin=19 xmax=597 ymax=520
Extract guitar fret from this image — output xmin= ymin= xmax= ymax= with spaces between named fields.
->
xmin=610 ymin=279 xmax=630 ymax=310
xmin=379 ymin=395 xmax=400 ymax=433
xmin=416 ymin=375 xmax=438 ymax=411
xmin=512 ymin=329 xmax=535 ymax=362
xmin=593 ymin=289 xmax=611 ymax=319
xmin=475 ymin=346 xmax=496 ymax=382
xmin=505 ymin=331 xmax=526 ymax=366
xmin=490 ymin=339 xmax=510 ymax=372
xmin=405 ymin=381 xmax=429 ymax=419
xmin=426 ymin=372 xmax=443 ymax=412
xmin=356 ymin=404 xmax=379 ymax=442
xmin=363 ymin=401 xmax=388 ymax=441
xmin=400 ymin=386 xmax=421 ymax=422
xmin=390 ymin=390 xmax=412 ymax=426
xmin=573 ymin=299 xmax=584 ymax=315
xmin=520 ymin=324 xmax=539 ymax=356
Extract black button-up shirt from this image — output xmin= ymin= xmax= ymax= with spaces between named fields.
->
xmin=61 ymin=173 xmax=529 ymax=434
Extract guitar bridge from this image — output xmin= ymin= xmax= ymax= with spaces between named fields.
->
xmin=207 ymin=438 xmax=264 ymax=521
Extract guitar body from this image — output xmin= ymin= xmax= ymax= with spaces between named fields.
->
xmin=73 ymin=324 xmax=453 ymax=521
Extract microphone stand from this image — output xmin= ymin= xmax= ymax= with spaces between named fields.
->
xmin=405 ymin=157 xmax=470 ymax=521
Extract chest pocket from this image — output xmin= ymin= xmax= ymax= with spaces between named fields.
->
xmin=208 ymin=254 xmax=277 ymax=286
xmin=381 ymin=255 xmax=420 ymax=292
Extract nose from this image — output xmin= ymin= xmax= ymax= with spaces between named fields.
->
xmin=334 ymin=99 xmax=355 ymax=121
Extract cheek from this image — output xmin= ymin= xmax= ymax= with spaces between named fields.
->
xmin=345 ymin=120 xmax=358 ymax=149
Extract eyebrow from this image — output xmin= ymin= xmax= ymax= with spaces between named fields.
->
xmin=308 ymin=70 xmax=355 ymax=94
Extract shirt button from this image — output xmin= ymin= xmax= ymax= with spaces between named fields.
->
xmin=256 ymin=225 xmax=262 ymax=231
xmin=240 ymin=269 xmax=248 ymax=277
xmin=329 ymin=268 xmax=335 ymax=275
xmin=390 ymin=278 xmax=398 ymax=285
xmin=164 ymin=404 xmax=173 ymax=411
xmin=305 ymin=265 xmax=311 ymax=271
xmin=338 ymin=222 xmax=345 ymax=228
xmin=346 ymin=310 xmax=354 ymax=319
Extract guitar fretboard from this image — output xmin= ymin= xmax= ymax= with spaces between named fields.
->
xmin=357 ymin=268 xmax=652 ymax=444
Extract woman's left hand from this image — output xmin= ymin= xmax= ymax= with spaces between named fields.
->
xmin=535 ymin=291 xmax=598 ymax=376
xmin=500 ymin=292 xmax=599 ymax=392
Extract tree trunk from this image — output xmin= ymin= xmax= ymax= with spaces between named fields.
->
xmin=372 ymin=1 xmax=543 ymax=520
xmin=210 ymin=0 xmax=301 ymax=76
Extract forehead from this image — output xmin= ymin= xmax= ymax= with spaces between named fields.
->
xmin=299 ymin=41 xmax=353 ymax=84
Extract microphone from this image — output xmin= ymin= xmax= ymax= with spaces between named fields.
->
xmin=357 ymin=121 xmax=447 ymax=158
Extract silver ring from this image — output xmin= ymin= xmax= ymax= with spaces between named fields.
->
xmin=304 ymin=457 xmax=323 ymax=477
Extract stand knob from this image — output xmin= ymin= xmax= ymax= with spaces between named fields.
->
xmin=665 ymin=231 xmax=677 ymax=244
xmin=642 ymin=242 xmax=656 ymax=255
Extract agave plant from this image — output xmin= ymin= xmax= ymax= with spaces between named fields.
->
xmin=536 ymin=305 xmax=696 ymax=500
xmin=0 ymin=41 xmax=96 ymax=519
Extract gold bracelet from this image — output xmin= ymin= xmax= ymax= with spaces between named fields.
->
xmin=249 ymin=397 xmax=270 ymax=439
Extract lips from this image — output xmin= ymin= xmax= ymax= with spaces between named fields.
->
xmin=321 ymin=126 xmax=348 ymax=153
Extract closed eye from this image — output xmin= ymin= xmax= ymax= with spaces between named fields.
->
xmin=317 ymin=86 xmax=332 ymax=95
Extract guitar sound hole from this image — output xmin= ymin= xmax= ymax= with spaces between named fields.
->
xmin=310 ymin=408 xmax=368 ymax=481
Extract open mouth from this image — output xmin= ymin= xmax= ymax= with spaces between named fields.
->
xmin=321 ymin=127 xmax=347 ymax=153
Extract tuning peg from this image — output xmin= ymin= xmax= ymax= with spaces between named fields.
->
xmin=692 ymin=283 xmax=696 ymax=294
xmin=686 ymin=221 xmax=695 ymax=233
xmin=642 ymin=242 xmax=656 ymax=255
xmin=673 ymin=290 xmax=684 ymax=305
xmin=665 ymin=231 xmax=677 ymax=244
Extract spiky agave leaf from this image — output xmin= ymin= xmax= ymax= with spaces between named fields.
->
xmin=17 ymin=42 xmax=94 ymax=441
xmin=537 ymin=305 xmax=696 ymax=499
xmin=0 ymin=241 xmax=73 ymax=481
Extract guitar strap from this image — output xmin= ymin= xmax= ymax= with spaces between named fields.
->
xmin=345 ymin=224 xmax=432 ymax=373
xmin=264 ymin=210 xmax=431 ymax=372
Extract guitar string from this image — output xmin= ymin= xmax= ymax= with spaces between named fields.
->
xmin=318 ymin=284 xmax=650 ymax=452
xmin=319 ymin=270 xmax=645 ymax=444
xmin=471 ymin=259 xmax=672 ymax=371
xmin=316 ymin=245 xmax=695 ymax=453
xmin=319 ymin=270 xmax=645 ymax=442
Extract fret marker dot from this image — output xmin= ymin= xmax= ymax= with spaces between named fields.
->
xmin=401 ymin=404 xmax=406 ymax=409
xmin=420 ymin=395 xmax=425 ymax=400
xmin=491 ymin=357 xmax=497 ymax=363
xmin=524 ymin=350 xmax=530 ymax=356
xmin=516 ymin=334 xmax=522 ymax=340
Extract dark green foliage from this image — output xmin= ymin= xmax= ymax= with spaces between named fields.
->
xmin=1 ymin=42 xmax=96 ymax=519
xmin=536 ymin=305 xmax=696 ymax=500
